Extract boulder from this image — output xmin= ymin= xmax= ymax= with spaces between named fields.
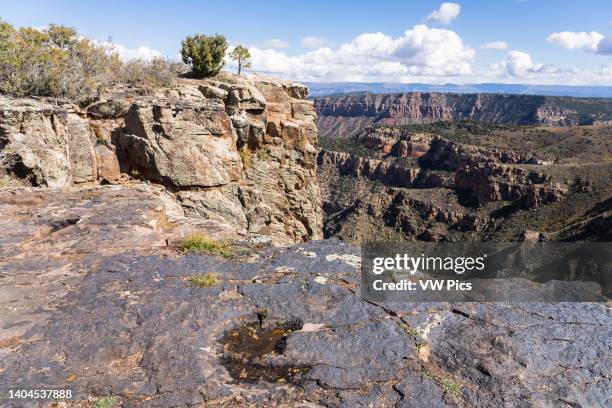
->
xmin=0 ymin=97 xmax=94 ymax=187
xmin=117 ymin=102 xmax=241 ymax=187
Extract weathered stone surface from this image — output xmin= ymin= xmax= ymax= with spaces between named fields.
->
xmin=94 ymin=143 xmax=122 ymax=182
xmin=0 ymin=97 xmax=94 ymax=187
xmin=198 ymin=84 xmax=229 ymax=101
xmin=355 ymin=126 xmax=432 ymax=158
xmin=0 ymin=74 xmax=323 ymax=243
xmin=217 ymin=81 xmax=267 ymax=113
xmin=176 ymin=186 xmax=248 ymax=227
xmin=318 ymin=149 xmax=425 ymax=188
xmin=455 ymin=162 xmax=567 ymax=207
xmin=420 ymin=136 xmax=541 ymax=171
xmin=0 ymin=185 xmax=241 ymax=355
xmin=0 ymin=219 xmax=608 ymax=407
xmin=117 ymin=97 xmax=241 ymax=187
xmin=0 ymin=186 xmax=166 ymax=350
xmin=65 ymin=114 xmax=97 ymax=183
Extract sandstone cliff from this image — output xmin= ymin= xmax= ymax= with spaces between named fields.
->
xmin=315 ymin=92 xmax=612 ymax=139
xmin=0 ymin=73 xmax=323 ymax=243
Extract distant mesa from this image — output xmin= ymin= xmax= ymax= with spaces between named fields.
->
xmin=306 ymin=82 xmax=612 ymax=99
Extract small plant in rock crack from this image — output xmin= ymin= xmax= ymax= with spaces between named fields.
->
xmin=95 ymin=135 xmax=109 ymax=147
xmin=240 ymin=149 xmax=252 ymax=169
xmin=95 ymin=396 xmax=118 ymax=408
xmin=188 ymin=272 xmax=219 ymax=287
xmin=423 ymin=371 xmax=462 ymax=395
xmin=130 ymin=169 xmax=141 ymax=178
xmin=400 ymin=323 xmax=419 ymax=337
xmin=179 ymin=233 xmax=232 ymax=258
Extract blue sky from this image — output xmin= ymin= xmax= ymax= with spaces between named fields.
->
xmin=2 ymin=0 xmax=612 ymax=84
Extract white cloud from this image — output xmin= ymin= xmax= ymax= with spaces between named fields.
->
xmin=498 ymin=50 xmax=561 ymax=78
xmin=113 ymin=44 xmax=162 ymax=61
xmin=244 ymin=24 xmax=475 ymax=82
xmin=301 ymin=36 xmax=328 ymax=49
xmin=481 ymin=41 xmax=507 ymax=50
xmin=485 ymin=49 xmax=612 ymax=85
xmin=596 ymin=36 xmax=612 ymax=55
xmin=257 ymin=39 xmax=289 ymax=49
xmin=427 ymin=2 xmax=461 ymax=25
xmin=547 ymin=31 xmax=604 ymax=52
xmin=547 ymin=30 xmax=612 ymax=56
xmin=505 ymin=50 xmax=539 ymax=76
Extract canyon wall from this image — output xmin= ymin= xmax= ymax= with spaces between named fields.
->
xmin=0 ymin=73 xmax=323 ymax=243
xmin=315 ymin=92 xmax=612 ymax=138
xmin=314 ymin=120 xmax=601 ymax=242
xmin=318 ymin=145 xmax=566 ymax=210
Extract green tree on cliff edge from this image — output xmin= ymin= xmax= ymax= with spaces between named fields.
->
xmin=230 ymin=45 xmax=251 ymax=75
xmin=180 ymin=34 xmax=227 ymax=78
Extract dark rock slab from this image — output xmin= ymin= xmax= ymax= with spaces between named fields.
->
xmin=0 ymin=210 xmax=609 ymax=407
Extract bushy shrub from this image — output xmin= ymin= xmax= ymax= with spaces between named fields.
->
xmin=94 ymin=397 xmax=118 ymax=408
xmin=188 ymin=273 xmax=219 ymax=287
xmin=119 ymin=57 xmax=180 ymax=88
xmin=0 ymin=21 xmax=121 ymax=100
xmin=239 ymin=148 xmax=252 ymax=169
xmin=180 ymin=34 xmax=227 ymax=78
xmin=0 ymin=20 xmax=181 ymax=100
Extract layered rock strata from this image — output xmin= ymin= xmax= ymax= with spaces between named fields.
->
xmin=318 ymin=147 xmax=565 ymax=209
xmin=0 ymin=73 xmax=323 ymax=243
xmin=315 ymin=92 xmax=612 ymax=139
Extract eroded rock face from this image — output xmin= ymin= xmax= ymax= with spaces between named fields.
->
xmin=455 ymin=162 xmax=567 ymax=207
xmin=0 ymin=97 xmax=97 ymax=187
xmin=315 ymin=92 xmax=612 ymax=139
xmin=117 ymin=91 xmax=241 ymax=187
xmin=0 ymin=74 xmax=323 ymax=243
xmin=318 ymin=150 xmax=425 ymax=188
xmin=419 ymin=136 xmax=541 ymax=171
xmin=356 ymin=126 xmax=432 ymax=158
xmin=316 ymin=119 xmax=588 ymax=242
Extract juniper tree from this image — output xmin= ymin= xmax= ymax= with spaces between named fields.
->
xmin=230 ymin=45 xmax=251 ymax=75
xmin=180 ymin=34 xmax=227 ymax=78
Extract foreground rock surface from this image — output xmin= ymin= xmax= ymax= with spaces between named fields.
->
xmin=0 ymin=187 xmax=609 ymax=408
